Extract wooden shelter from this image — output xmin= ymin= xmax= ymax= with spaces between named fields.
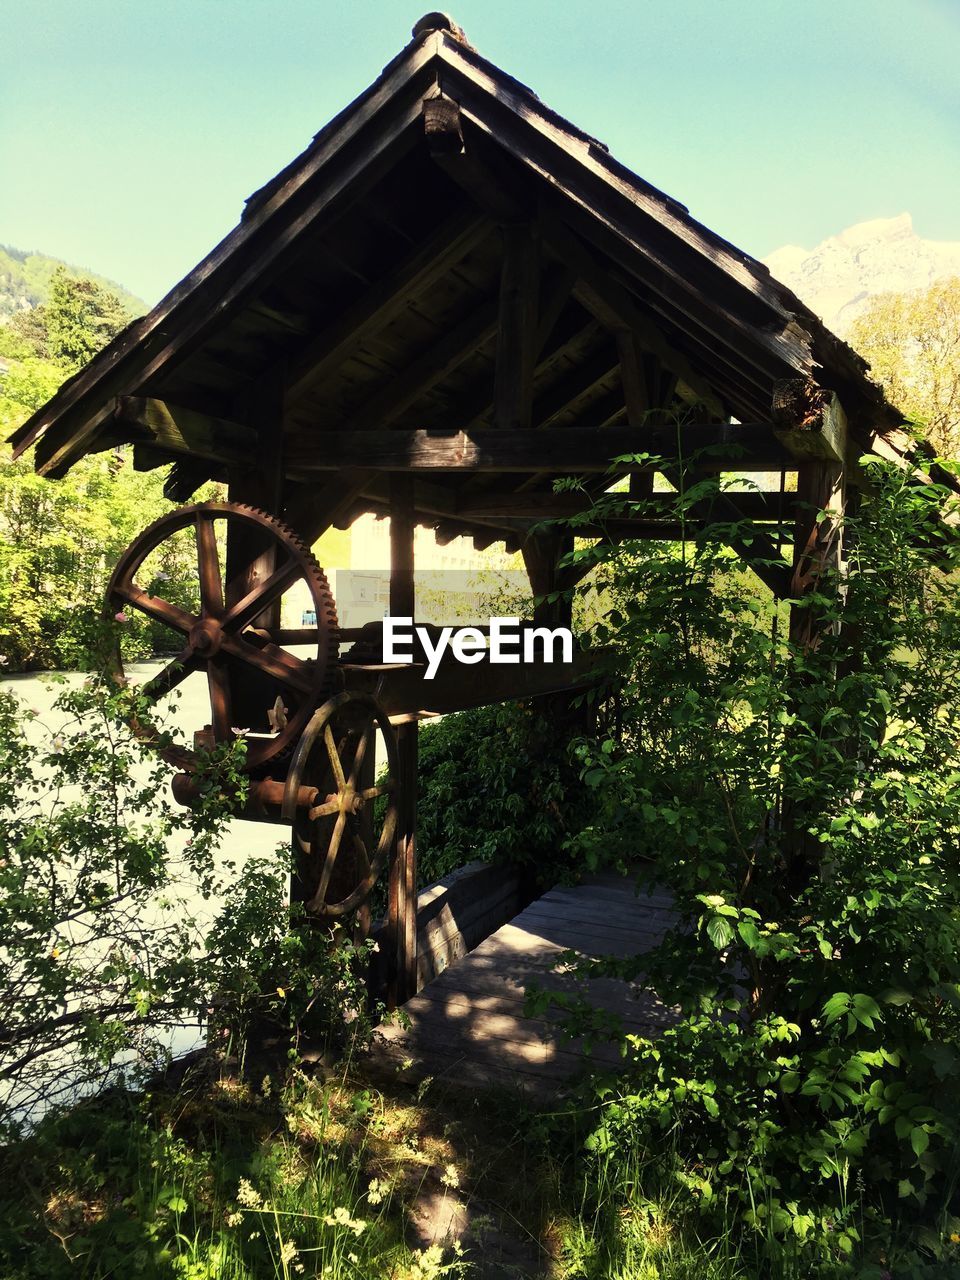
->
xmin=9 ymin=13 xmax=952 ymax=1004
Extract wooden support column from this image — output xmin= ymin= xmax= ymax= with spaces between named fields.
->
xmin=788 ymin=454 xmax=846 ymax=650
xmin=522 ymin=527 xmax=574 ymax=629
xmin=618 ymin=332 xmax=654 ymax=501
xmin=778 ymin=387 xmax=849 ymax=896
xmin=387 ymin=474 xmax=418 ymax=1007
xmin=774 ymin=382 xmax=849 ymax=648
xmin=494 ymin=224 xmax=539 ymax=432
xmin=224 ymin=377 xmax=286 ymax=734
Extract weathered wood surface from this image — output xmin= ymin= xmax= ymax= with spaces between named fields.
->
xmin=372 ymin=872 xmax=676 ymax=1090
xmin=341 ymin=646 xmax=606 ymax=718
xmin=370 ymin=860 xmax=530 ymax=991
xmin=283 ymin=423 xmax=792 ymax=474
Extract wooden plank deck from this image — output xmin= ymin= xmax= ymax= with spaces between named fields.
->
xmin=372 ymin=872 xmax=677 ymax=1091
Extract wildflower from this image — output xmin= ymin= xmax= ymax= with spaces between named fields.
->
xmin=366 ymin=1178 xmax=386 ymax=1206
xmin=440 ymin=1163 xmax=460 ymax=1189
xmin=279 ymin=1239 xmax=299 ymax=1265
xmin=260 ymin=1074 xmax=272 ymax=1095
xmin=225 ymin=1210 xmax=243 ymax=1227
xmin=236 ymin=1178 xmax=262 ymax=1209
xmin=276 ymin=987 xmax=286 ymax=999
xmin=951 ymin=1233 xmax=960 ymax=1244
xmin=52 ymin=735 xmax=64 ymax=751
xmin=114 ymin=611 xmax=128 ymax=623
xmin=49 ymin=947 xmax=60 ymax=960
xmin=323 ymin=1206 xmax=367 ymax=1236
xmin=406 ymin=1244 xmax=445 ymax=1279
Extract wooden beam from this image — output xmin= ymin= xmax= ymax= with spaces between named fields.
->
xmin=454 ymin=488 xmax=796 ymax=522
xmin=115 ymin=396 xmax=258 ymax=465
xmin=342 ymin=647 xmax=606 ymax=718
xmin=522 ymin=527 xmax=574 ymax=627
xmin=772 ymin=378 xmax=848 ymax=464
xmin=283 ymin=210 xmax=489 ymax=409
xmin=494 ymin=224 xmax=540 ymax=431
xmin=618 ymin=333 xmax=651 ymax=425
xmin=389 ymin=474 xmax=416 ymax=618
xmin=224 ymin=377 xmax=286 ymax=733
xmin=284 ymin=423 xmax=792 ymax=474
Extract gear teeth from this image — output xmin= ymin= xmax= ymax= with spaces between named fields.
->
xmin=105 ymin=499 xmax=341 ymax=777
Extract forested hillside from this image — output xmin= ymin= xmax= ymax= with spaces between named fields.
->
xmin=0 ymin=245 xmax=144 ymax=321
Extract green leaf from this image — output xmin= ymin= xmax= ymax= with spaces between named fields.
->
xmin=822 ymin=992 xmax=850 ymax=1024
xmin=911 ymin=1126 xmax=930 ymax=1157
xmin=706 ymin=916 xmax=734 ymax=950
xmin=737 ymin=920 xmax=761 ymax=949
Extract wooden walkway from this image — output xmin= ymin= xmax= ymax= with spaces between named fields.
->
xmin=373 ymin=873 xmax=677 ymax=1090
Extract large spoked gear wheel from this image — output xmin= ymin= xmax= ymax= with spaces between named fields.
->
xmin=105 ymin=501 xmax=339 ymax=774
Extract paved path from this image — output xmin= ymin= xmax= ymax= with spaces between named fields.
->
xmin=373 ymin=873 xmax=677 ymax=1091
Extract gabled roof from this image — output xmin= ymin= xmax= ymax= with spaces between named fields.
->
xmin=8 ymin=13 xmax=940 ymax=510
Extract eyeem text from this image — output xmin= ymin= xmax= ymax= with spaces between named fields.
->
xmin=382 ymin=616 xmax=574 ymax=680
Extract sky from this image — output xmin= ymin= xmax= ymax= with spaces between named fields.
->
xmin=2 ymin=0 xmax=959 ymax=306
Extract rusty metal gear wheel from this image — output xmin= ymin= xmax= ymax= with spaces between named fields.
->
xmin=105 ymin=501 xmax=338 ymax=774
xmin=282 ymin=692 xmax=399 ymax=919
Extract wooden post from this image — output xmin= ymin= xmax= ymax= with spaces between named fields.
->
xmin=781 ymin=391 xmax=848 ymax=894
xmin=618 ymin=333 xmax=654 ymax=502
xmin=224 ymin=376 xmax=286 ymax=734
xmin=494 ymin=224 xmax=539 ymax=432
xmin=521 ymin=527 xmax=574 ymax=629
xmin=785 ymin=393 xmax=848 ymax=651
xmin=387 ymin=474 xmax=418 ymax=1007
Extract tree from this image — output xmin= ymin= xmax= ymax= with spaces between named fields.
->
xmin=42 ymin=267 xmax=130 ymax=368
xmin=0 ymin=265 xmax=215 ymax=670
xmin=849 ymin=277 xmax=960 ymax=457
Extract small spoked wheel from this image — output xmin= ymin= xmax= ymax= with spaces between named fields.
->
xmin=282 ymin=692 xmax=399 ymax=919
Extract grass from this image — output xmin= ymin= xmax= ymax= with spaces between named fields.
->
xmin=0 ymin=1054 xmax=792 ymax=1280
xmin=5 ymin=1053 xmax=945 ymax=1279
xmin=0 ymin=1066 xmax=469 ymax=1279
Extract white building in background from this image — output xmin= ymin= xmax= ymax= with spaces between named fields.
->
xmin=286 ymin=512 xmax=520 ymax=631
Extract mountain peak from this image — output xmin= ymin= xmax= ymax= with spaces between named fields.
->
xmin=764 ymin=214 xmax=960 ymax=334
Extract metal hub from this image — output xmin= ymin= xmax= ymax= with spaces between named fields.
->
xmin=189 ymin=617 xmax=223 ymax=656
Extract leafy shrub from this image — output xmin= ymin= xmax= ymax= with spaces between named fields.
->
xmin=546 ymin=463 xmax=960 ymax=1273
xmin=0 ymin=671 xmax=379 ymax=1139
xmin=414 ymin=700 xmax=589 ymax=888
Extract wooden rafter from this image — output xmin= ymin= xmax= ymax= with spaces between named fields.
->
xmin=339 ymin=297 xmax=499 ymax=434
xmin=283 ymin=209 xmax=489 ymax=410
